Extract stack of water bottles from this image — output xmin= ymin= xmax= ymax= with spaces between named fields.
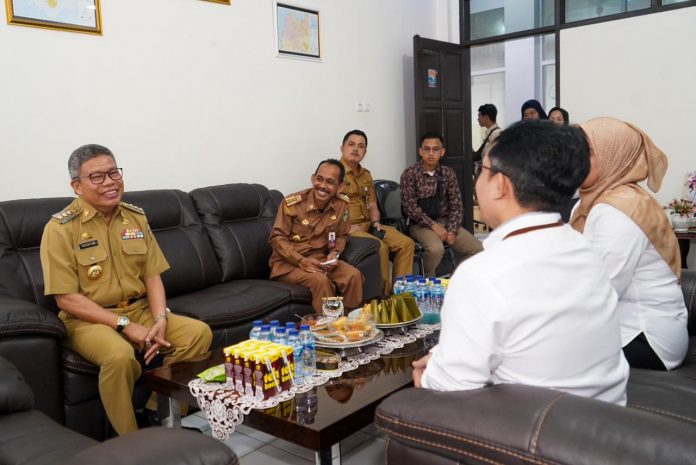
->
xmin=248 ymin=319 xmax=316 ymax=385
xmin=392 ymin=275 xmax=446 ymax=324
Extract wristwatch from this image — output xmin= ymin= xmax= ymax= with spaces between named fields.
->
xmin=116 ymin=315 xmax=130 ymax=333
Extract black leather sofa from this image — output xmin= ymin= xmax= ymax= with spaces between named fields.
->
xmin=0 ymin=183 xmax=381 ymax=440
xmin=0 ymin=355 xmax=238 ymax=465
xmin=376 ymin=269 xmax=696 ymax=465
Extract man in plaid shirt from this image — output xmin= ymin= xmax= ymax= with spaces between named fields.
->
xmin=400 ymin=133 xmax=482 ymax=276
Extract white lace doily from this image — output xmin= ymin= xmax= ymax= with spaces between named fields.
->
xmin=188 ymin=323 xmax=439 ymax=440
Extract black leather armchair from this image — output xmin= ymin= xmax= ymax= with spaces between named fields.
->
xmin=376 ymin=269 xmax=696 ymax=465
xmin=0 ymin=355 xmax=238 ymax=465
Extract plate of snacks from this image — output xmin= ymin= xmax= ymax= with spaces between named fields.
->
xmin=305 ymin=313 xmax=383 ymax=348
xmin=360 ymin=295 xmax=423 ymax=329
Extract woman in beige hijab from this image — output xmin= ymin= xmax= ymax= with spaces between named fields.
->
xmin=571 ymin=117 xmax=687 ymax=371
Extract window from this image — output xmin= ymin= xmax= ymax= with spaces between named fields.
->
xmin=565 ymin=0 xmax=651 ymax=22
xmin=470 ymin=34 xmax=555 ymax=148
xmin=469 ymin=0 xmax=554 ymax=40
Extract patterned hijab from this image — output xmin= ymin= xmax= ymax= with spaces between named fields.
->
xmin=570 ymin=117 xmax=680 ymax=278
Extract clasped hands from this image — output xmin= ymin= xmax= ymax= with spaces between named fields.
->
xmin=431 ymin=223 xmax=455 ymax=245
xmin=299 ymin=252 xmax=339 ymax=273
xmin=123 ymin=317 xmax=171 ymax=365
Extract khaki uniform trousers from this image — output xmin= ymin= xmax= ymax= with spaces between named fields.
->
xmin=59 ymin=301 xmax=212 ymax=435
xmin=278 ymin=261 xmax=364 ymax=313
xmin=351 ymin=225 xmax=415 ymax=294
xmin=409 ymin=224 xmax=483 ymax=277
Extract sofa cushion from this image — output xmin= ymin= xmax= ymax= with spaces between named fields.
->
xmin=166 ymin=280 xmax=293 ymax=327
xmin=0 ymin=197 xmax=73 ymax=310
xmin=0 ymin=409 xmax=96 ymax=465
xmin=0 ymin=356 xmax=34 ymax=414
xmin=189 ymin=184 xmax=278 ymax=282
xmin=122 ymin=190 xmax=222 ymax=296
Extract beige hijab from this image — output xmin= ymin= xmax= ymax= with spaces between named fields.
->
xmin=570 ymin=117 xmax=680 ymax=278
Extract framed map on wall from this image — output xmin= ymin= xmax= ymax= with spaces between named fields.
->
xmin=5 ymin=0 xmax=102 ymax=34
xmin=274 ymin=3 xmax=320 ymax=59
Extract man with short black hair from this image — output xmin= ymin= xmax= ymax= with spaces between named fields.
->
xmin=400 ymin=133 xmax=482 ymax=277
xmin=474 ymin=103 xmax=501 ymax=164
xmin=412 ymin=121 xmax=629 ymax=405
xmin=269 ymin=159 xmax=363 ymax=313
xmin=339 ymin=130 xmax=415 ymax=294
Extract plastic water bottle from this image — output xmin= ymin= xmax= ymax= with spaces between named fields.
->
xmin=415 ymin=278 xmax=431 ymax=315
xmin=299 ymin=324 xmax=316 ymax=380
xmin=404 ymin=276 xmax=416 ymax=294
xmin=259 ymin=324 xmax=271 ymax=341
xmin=269 ymin=320 xmax=280 ymax=342
xmin=275 ymin=326 xmax=287 ymax=346
xmin=429 ymin=279 xmax=444 ymax=324
xmin=393 ymin=276 xmax=405 ymax=295
xmin=288 ymin=328 xmax=303 ymax=384
xmin=249 ymin=320 xmax=263 ymax=340
xmin=285 ymin=322 xmax=296 ymax=332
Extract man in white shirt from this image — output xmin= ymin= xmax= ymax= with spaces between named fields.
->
xmin=413 ymin=120 xmax=629 ymax=405
xmin=473 ymin=103 xmax=501 ymax=165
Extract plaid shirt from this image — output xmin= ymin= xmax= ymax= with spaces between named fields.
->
xmin=400 ymin=162 xmax=463 ymax=233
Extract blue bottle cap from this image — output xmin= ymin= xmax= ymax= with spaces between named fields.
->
xmin=300 ymin=324 xmax=310 ymax=331
xmin=270 ymin=320 xmax=280 ymax=327
xmin=261 ymin=324 xmax=271 ymax=331
xmin=276 ymin=327 xmax=286 ymax=334
xmin=288 ymin=328 xmax=299 ymax=336
xmin=253 ymin=320 xmax=263 ymax=326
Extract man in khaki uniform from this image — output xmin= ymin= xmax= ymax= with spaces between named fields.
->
xmin=40 ymin=144 xmax=212 ymax=435
xmin=269 ymin=159 xmax=363 ymax=313
xmin=340 ymin=130 xmax=415 ymax=294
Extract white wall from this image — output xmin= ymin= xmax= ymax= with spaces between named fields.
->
xmin=0 ymin=0 xmax=451 ymax=200
xmin=561 ymin=6 xmax=696 ymax=206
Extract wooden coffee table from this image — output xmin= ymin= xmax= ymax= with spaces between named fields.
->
xmin=143 ymin=336 xmax=434 ymax=465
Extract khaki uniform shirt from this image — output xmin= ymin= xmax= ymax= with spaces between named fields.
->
xmin=341 ymin=161 xmax=377 ymax=229
xmin=40 ymin=198 xmax=169 ymax=308
xmin=268 ymin=188 xmax=350 ymax=279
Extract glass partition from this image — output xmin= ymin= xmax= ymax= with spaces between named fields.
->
xmin=469 ymin=0 xmax=554 ymax=40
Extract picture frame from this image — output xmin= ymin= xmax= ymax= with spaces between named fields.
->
xmin=5 ymin=0 xmax=102 ymax=35
xmin=273 ymin=2 xmax=320 ymax=60
xmin=200 ymin=0 xmax=230 ymax=4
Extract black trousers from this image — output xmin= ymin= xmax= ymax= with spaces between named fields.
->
xmin=623 ymin=332 xmax=667 ymax=371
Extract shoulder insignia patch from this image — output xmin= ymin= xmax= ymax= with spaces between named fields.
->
xmin=284 ymin=194 xmax=302 ymax=207
xmin=51 ymin=207 xmax=82 ymax=224
xmin=119 ymin=202 xmax=145 ymax=215
xmin=337 ymin=193 xmax=349 ymax=202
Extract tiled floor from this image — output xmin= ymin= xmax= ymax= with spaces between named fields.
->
xmin=181 ymin=410 xmax=386 ymax=465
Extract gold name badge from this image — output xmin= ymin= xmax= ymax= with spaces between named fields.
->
xmin=87 ymin=265 xmax=103 ymax=280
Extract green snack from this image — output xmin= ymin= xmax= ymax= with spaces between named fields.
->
xmin=403 ymin=295 xmax=422 ymax=318
xmin=396 ymin=297 xmax=413 ymax=322
xmin=197 ymin=364 xmax=226 ymax=382
xmin=371 ymin=299 xmax=380 ymax=323
xmin=389 ymin=299 xmax=399 ymax=324
xmin=379 ymin=301 xmax=389 ymax=324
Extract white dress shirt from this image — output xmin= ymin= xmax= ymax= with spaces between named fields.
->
xmin=422 ymin=212 xmax=629 ymax=405
xmin=583 ymin=203 xmax=688 ymax=370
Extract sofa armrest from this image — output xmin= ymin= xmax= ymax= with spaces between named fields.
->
xmin=376 ymin=386 xmax=696 ymax=465
xmin=60 ymin=427 xmax=238 ymax=465
xmin=0 ymin=296 xmax=66 ymax=339
xmin=0 ymin=356 xmax=34 ymax=414
xmin=342 ymin=236 xmax=380 ymax=265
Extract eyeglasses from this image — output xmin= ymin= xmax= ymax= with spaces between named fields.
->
xmin=473 ymin=162 xmax=497 ymax=180
xmin=73 ymin=168 xmax=123 ymax=185
xmin=421 ymin=147 xmax=442 ymax=154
